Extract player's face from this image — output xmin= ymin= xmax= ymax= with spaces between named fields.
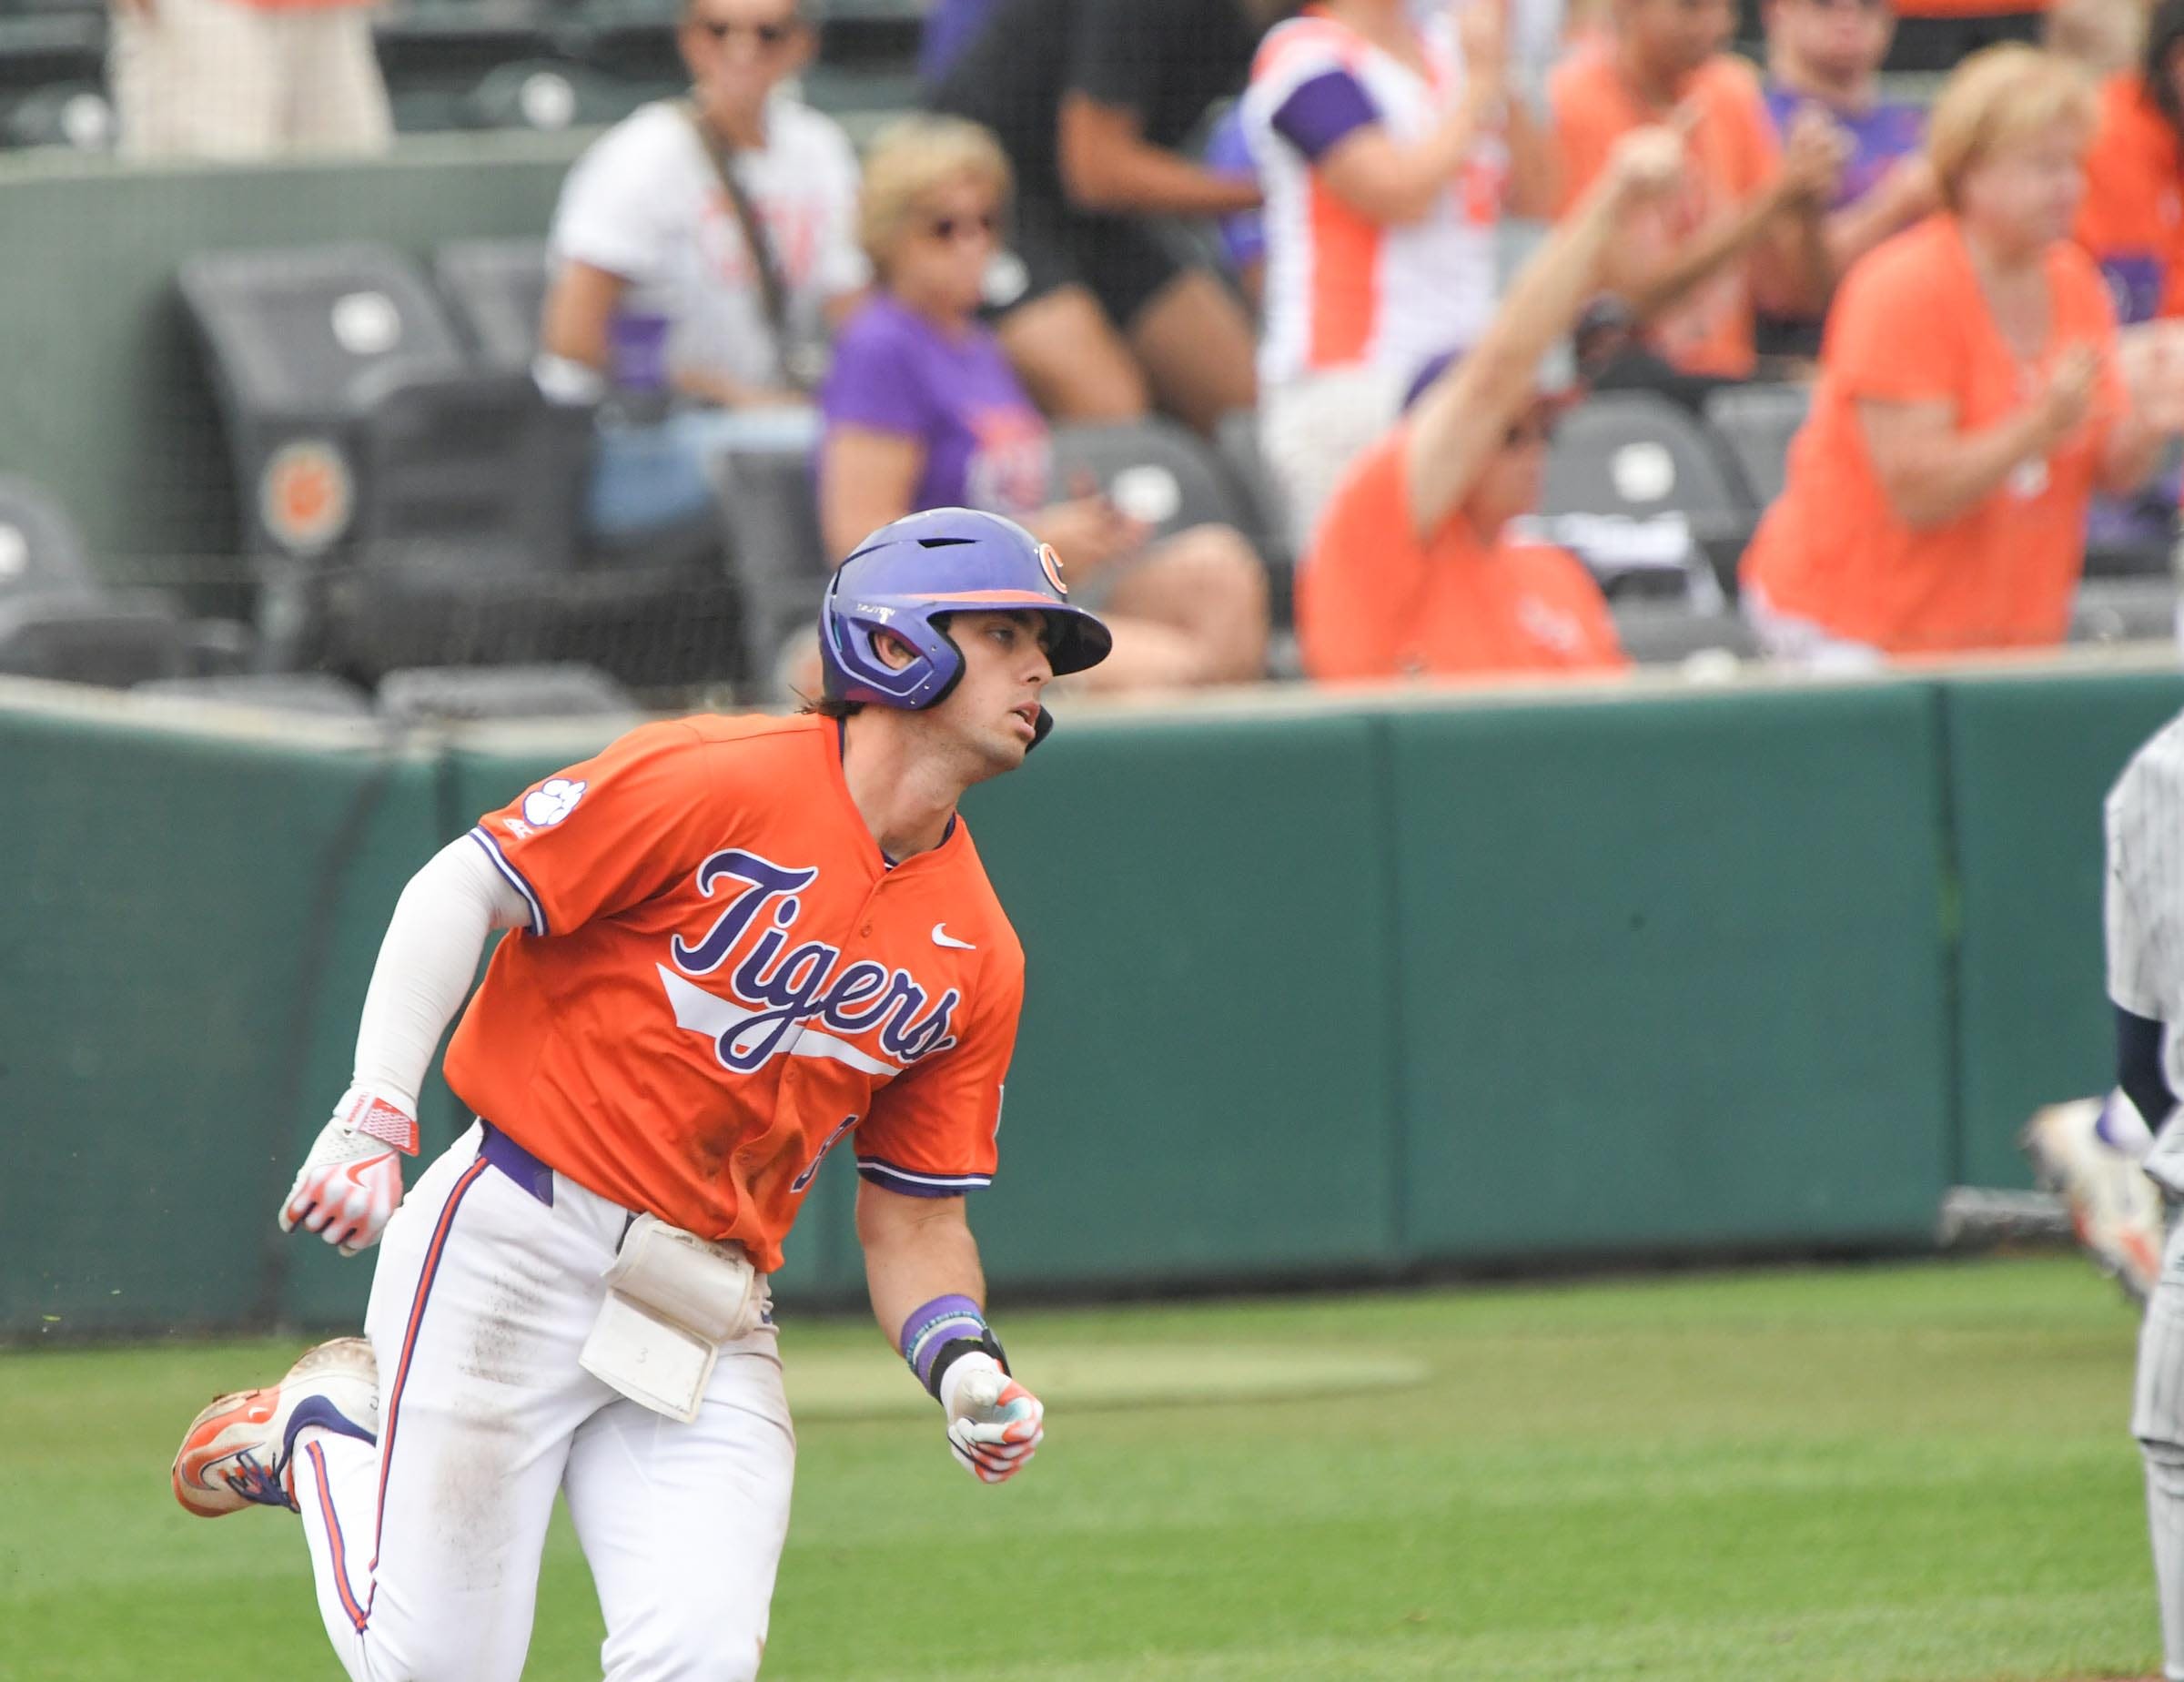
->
xmin=928 ymin=611 xmax=1056 ymax=775
xmin=680 ymin=0 xmax=811 ymax=115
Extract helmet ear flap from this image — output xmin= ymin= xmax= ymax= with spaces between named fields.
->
xmin=1028 ymin=704 xmax=1056 ymax=751
xmin=921 ymin=615 xmax=968 ymax=709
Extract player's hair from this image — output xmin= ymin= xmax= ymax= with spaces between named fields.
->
xmin=1926 ymin=45 xmax=2095 ymax=213
xmin=857 ymin=116 xmax=1013 ymax=282
xmin=2147 ymin=0 xmax=2184 ymax=136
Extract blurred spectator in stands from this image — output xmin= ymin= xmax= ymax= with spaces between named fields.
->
xmin=2046 ymin=0 xmax=2147 ymax=74
xmin=2071 ymin=0 xmax=2184 ymax=554
xmin=538 ymin=0 xmax=867 ymax=541
xmin=1244 ymin=0 xmax=1557 ymax=550
xmin=109 ymin=0 xmax=389 ymax=158
xmin=1886 ymin=0 xmax=2044 ymax=72
xmin=1202 ymin=106 xmax=1269 ymax=313
xmin=1296 ymin=124 xmax=1694 ymax=683
xmin=919 ymin=0 xmax=999 ymax=86
xmin=817 ymin=117 xmax=1270 ymax=692
xmin=929 ymin=0 xmax=1285 ymax=437
xmin=1758 ymin=0 xmax=1936 ymax=356
xmin=1741 ymin=46 xmax=2182 ymax=663
xmin=1550 ymin=0 xmax=1845 ymax=401
xmin=2078 ymin=0 xmax=2184 ymax=326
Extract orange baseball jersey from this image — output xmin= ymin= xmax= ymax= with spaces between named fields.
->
xmin=1550 ymin=47 xmax=1780 ymax=380
xmin=440 ymin=712 xmax=1026 ymax=1274
xmin=1298 ymin=426 xmax=1629 ymax=681
xmin=2076 ymin=73 xmax=2184 ymax=326
xmin=1741 ymin=214 xmax=2120 ymax=654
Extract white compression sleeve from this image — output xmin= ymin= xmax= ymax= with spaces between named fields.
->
xmin=350 ymin=836 xmax=531 ymax=1114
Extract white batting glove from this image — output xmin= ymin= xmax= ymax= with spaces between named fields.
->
xmin=940 ymin=1353 xmax=1045 ymax=1484
xmin=278 ymin=1086 xmax=420 ymax=1256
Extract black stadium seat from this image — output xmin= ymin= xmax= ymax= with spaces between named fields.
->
xmin=0 ymin=477 xmax=252 ymax=684
xmin=178 ymin=242 xmax=475 ymax=665
xmin=378 ymin=661 xmax=641 ymax=724
xmin=2071 ymin=578 xmax=2179 ymax=646
xmin=0 ymin=591 xmax=243 ymax=686
xmin=1611 ymin=602 xmax=1760 ymax=667
xmin=0 ymin=473 xmax=101 ymax=604
xmin=711 ymin=442 xmax=830 ymax=688
xmin=434 ymin=238 xmax=551 ymax=371
xmin=0 ymin=77 xmax=109 ymax=148
xmin=1537 ymin=392 xmax=1755 ymax=604
xmin=1046 ymin=419 xmax=1256 ymax=542
xmin=175 ymin=242 xmax=717 ymax=678
xmin=178 ymin=241 xmax=470 ymax=566
xmin=0 ymin=0 xmax=103 ymax=135
xmin=1702 ymin=382 xmax=1810 ymax=511
xmin=135 ymin=672 xmax=377 ymax=716
xmin=464 ymin=57 xmax=636 ymax=132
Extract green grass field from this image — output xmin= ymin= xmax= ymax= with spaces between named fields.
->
xmin=0 ymin=1255 xmax=2163 ymax=1681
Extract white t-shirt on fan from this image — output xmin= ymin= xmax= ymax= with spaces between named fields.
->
xmin=549 ymin=95 xmax=870 ymax=392
xmin=1244 ymin=10 xmax=1505 ymax=390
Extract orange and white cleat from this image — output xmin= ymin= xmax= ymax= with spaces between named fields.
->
xmin=171 ymin=1336 xmax=379 ymax=1517
xmin=2021 ymin=1095 xmax=2165 ymax=1305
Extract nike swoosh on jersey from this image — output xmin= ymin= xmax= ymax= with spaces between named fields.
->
xmin=931 ymin=924 xmax=976 ymax=950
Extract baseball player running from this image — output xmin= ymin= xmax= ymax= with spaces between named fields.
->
xmin=2086 ymin=704 xmax=2184 ymax=1681
xmin=168 ymin=508 xmax=1107 ymax=1681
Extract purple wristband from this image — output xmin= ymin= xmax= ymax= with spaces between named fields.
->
xmin=900 ymin=1293 xmax=988 ymax=1389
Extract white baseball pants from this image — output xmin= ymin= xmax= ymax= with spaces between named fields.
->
xmin=2138 ymin=1207 xmax=2184 ymax=1682
xmin=291 ymin=1122 xmax=795 ymax=1682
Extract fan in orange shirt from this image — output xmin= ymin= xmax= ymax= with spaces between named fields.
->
xmin=2075 ymin=0 xmax=2184 ymax=328
xmin=1298 ymin=122 xmax=1693 ymax=684
xmin=1549 ymin=0 xmax=1845 ymax=382
xmin=1742 ymin=46 xmax=2172 ymax=660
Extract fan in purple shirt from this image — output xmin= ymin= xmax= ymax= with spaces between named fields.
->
xmin=1761 ymin=84 xmax=1924 ymax=213
xmin=824 ymin=295 xmax=1055 ymax=517
xmin=817 ymin=116 xmax=1270 ymax=693
xmin=1757 ymin=0 xmax=1937 ymax=356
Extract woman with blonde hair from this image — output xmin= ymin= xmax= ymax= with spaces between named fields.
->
xmin=1740 ymin=44 xmax=2173 ymax=660
xmin=816 ymin=116 xmax=1269 ymax=691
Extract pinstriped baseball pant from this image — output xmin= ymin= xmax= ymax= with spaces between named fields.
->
xmin=2138 ymin=1207 xmax=2184 ymax=1682
xmin=290 ymin=1123 xmax=795 ymax=1681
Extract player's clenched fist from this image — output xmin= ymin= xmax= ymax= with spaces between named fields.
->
xmin=278 ymin=1086 xmax=420 ymax=1256
xmin=940 ymin=1353 xmax=1045 ymax=1484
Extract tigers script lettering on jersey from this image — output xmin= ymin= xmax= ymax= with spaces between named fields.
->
xmin=441 ymin=713 xmax=1026 ymax=1273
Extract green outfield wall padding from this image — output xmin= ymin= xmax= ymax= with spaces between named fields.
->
xmin=0 ymin=708 xmax=432 ymax=1334
xmin=1943 ymin=673 xmax=2184 ymax=1191
xmin=0 ymin=136 xmax=588 ymax=576
xmin=1385 ymin=684 xmax=1954 ymax=1259
xmin=950 ymin=711 xmax=1403 ymax=1288
xmin=277 ymin=752 xmax=453 ymax=1326
xmin=15 ymin=664 xmax=2184 ymax=1339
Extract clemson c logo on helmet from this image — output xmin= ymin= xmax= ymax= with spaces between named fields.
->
xmin=1036 ymin=542 xmax=1067 ymax=597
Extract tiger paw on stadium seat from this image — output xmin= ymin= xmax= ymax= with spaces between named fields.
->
xmin=171 ymin=1338 xmax=380 ymax=1517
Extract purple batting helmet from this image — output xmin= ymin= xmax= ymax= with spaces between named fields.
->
xmin=818 ymin=509 xmax=1111 ymax=740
